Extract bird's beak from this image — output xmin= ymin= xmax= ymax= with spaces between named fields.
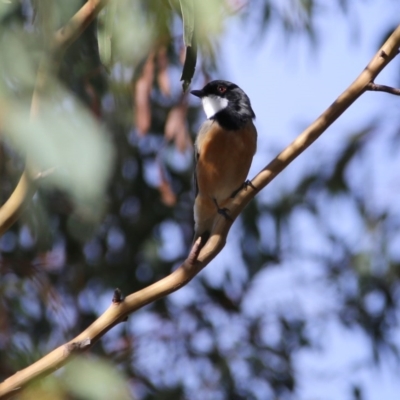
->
xmin=190 ymin=89 xmax=204 ymax=98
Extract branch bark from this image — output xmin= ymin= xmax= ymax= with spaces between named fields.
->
xmin=366 ymin=81 xmax=400 ymax=96
xmin=52 ymin=0 xmax=110 ymax=55
xmin=0 ymin=0 xmax=109 ymax=238
xmin=1 ymin=22 xmax=400 ymax=400
xmin=0 ymin=171 xmax=36 ymax=237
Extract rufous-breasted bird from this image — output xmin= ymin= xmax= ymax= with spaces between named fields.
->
xmin=190 ymin=80 xmax=257 ymax=244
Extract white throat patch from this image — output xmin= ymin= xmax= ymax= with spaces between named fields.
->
xmin=201 ymin=95 xmax=229 ymax=119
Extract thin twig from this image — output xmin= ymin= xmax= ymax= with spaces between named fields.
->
xmin=1 ymin=23 xmax=400 ymax=400
xmin=366 ymin=82 xmax=400 ymax=96
xmin=34 ymin=167 xmax=57 ymax=180
xmin=0 ymin=171 xmax=36 ymax=237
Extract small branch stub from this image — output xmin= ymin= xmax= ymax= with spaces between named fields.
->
xmin=65 ymin=338 xmax=91 ymax=355
xmin=34 ymin=167 xmax=57 ymax=180
xmin=367 ymin=82 xmax=400 ymax=96
xmin=112 ymin=288 xmax=123 ymax=303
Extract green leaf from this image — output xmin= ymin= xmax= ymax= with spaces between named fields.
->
xmin=0 ymin=0 xmax=16 ymax=20
xmin=180 ymin=40 xmax=197 ymax=92
xmin=111 ymin=0 xmax=154 ymax=67
xmin=98 ymin=3 xmax=118 ymax=72
xmin=3 ymin=85 xmax=114 ymax=213
xmin=327 ymin=125 xmax=375 ymax=193
xmin=179 ymin=0 xmax=196 ymax=91
xmin=179 ymin=0 xmax=194 ymax=47
xmin=63 ymin=356 xmax=132 ymax=400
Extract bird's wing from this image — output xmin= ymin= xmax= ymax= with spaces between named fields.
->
xmin=193 ymin=119 xmax=213 ymax=198
xmin=194 ymin=144 xmax=199 ymax=198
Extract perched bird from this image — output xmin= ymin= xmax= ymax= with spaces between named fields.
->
xmin=190 ymin=80 xmax=257 ymax=244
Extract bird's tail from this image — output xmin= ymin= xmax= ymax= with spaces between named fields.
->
xmin=192 ymin=196 xmax=216 ymax=246
xmin=193 ymin=218 xmax=214 ymax=246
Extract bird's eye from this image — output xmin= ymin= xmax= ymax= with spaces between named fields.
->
xmin=217 ymin=85 xmax=227 ymax=94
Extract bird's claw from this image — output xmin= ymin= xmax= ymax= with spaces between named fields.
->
xmin=243 ymin=179 xmax=257 ymax=191
xmin=230 ymin=180 xmax=258 ymax=198
xmin=213 ymin=198 xmax=233 ymax=221
xmin=217 ymin=207 xmax=232 ymax=221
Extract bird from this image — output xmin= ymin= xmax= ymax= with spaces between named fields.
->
xmin=190 ymin=80 xmax=257 ymax=244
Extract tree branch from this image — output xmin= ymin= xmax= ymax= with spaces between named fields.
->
xmin=1 ymin=22 xmax=400 ymax=400
xmin=0 ymin=171 xmax=36 ymax=237
xmin=366 ymin=81 xmax=400 ymax=96
xmin=224 ymin=32 xmax=400 ymax=223
xmin=0 ymin=0 xmax=110 ymax=238
xmin=52 ymin=0 xmax=110 ymax=55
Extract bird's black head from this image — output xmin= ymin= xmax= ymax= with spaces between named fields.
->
xmin=191 ymin=80 xmax=255 ymax=130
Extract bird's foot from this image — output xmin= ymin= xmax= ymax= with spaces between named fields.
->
xmin=230 ymin=180 xmax=258 ymax=198
xmin=218 ymin=207 xmax=232 ymax=221
xmin=244 ymin=179 xmax=257 ymax=191
xmin=213 ymin=198 xmax=233 ymax=221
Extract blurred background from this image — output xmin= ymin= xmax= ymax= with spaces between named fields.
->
xmin=1 ymin=1 xmax=400 ymax=399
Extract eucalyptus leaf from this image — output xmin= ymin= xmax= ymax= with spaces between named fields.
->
xmin=0 ymin=0 xmax=15 ymax=20
xmin=3 ymin=85 xmax=114 ymax=211
xmin=0 ymin=30 xmax=37 ymax=93
xmin=180 ymin=41 xmax=197 ymax=92
xmin=63 ymin=357 xmax=131 ymax=400
xmin=98 ymin=2 xmax=118 ymax=72
xmin=111 ymin=0 xmax=155 ymax=67
xmin=179 ymin=0 xmax=196 ymax=91
xmin=179 ymin=0 xmax=194 ymax=47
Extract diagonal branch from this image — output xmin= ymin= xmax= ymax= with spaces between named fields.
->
xmin=225 ymin=41 xmax=400 ymax=224
xmin=1 ymin=22 xmax=400 ymax=400
xmin=52 ymin=0 xmax=110 ymax=55
xmin=0 ymin=0 xmax=110 ymax=238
